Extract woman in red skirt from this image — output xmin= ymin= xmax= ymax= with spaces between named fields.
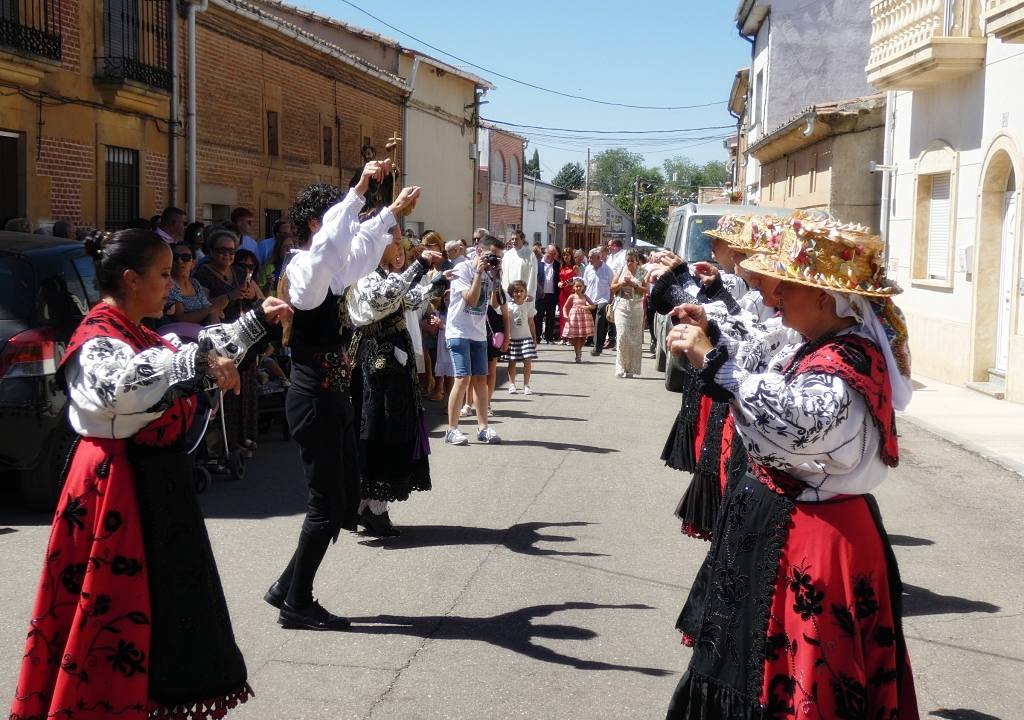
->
xmin=9 ymin=229 xmax=291 ymax=720
xmin=665 ymin=216 xmax=919 ymax=719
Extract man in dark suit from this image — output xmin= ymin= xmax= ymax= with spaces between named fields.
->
xmin=535 ymin=244 xmax=561 ymax=343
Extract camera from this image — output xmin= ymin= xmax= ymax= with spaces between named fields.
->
xmin=483 ymin=253 xmax=500 ymax=269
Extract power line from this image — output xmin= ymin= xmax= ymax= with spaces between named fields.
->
xmin=482 ymin=118 xmax=736 ymax=135
xmin=337 ymin=0 xmax=727 ymax=111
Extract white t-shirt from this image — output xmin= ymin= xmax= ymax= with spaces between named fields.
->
xmin=507 ymin=300 xmax=536 ymax=340
xmin=446 ymin=258 xmax=494 ymax=342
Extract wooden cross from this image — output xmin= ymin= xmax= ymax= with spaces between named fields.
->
xmin=385 ymin=131 xmax=402 ymax=195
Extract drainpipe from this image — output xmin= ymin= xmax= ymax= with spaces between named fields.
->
xmin=167 ymin=0 xmax=178 ymax=207
xmin=880 ymin=90 xmax=896 ymax=263
xmin=186 ymin=0 xmax=209 ymax=223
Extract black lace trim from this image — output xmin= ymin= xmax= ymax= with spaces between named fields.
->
xmin=676 ymin=401 xmax=731 ymax=539
xmin=168 ymin=342 xmax=200 ymax=387
xmin=667 ymin=668 xmax=760 ymax=720
xmin=236 ymin=308 xmax=268 ymax=347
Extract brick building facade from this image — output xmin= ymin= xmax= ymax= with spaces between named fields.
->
xmin=475 ymin=125 xmax=524 ymax=239
xmin=192 ymin=0 xmax=407 ymax=235
xmin=0 ymin=0 xmax=173 ymax=229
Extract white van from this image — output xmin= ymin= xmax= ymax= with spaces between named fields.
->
xmin=652 ymin=203 xmax=788 ymax=371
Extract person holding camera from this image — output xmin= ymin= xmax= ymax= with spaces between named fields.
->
xmin=443 ymin=234 xmax=505 ymax=446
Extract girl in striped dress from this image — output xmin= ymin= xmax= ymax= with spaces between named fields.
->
xmin=502 ymin=280 xmax=538 ymax=394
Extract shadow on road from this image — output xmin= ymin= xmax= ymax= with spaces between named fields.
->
xmin=359 ymin=521 xmax=608 ymax=557
xmin=491 ymin=409 xmax=587 ymax=422
xmin=930 ymin=710 xmax=1003 ymax=720
xmin=888 ymin=534 xmax=935 ymax=546
xmin=347 ymin=602 xmax=673 ymax=676
xmin=903 ymin=584 xmax=1000 ymax=617
xmin=499 ymin=440 xmax=619 ymax=454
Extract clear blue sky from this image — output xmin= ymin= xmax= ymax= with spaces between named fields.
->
xmin=302 ymin=0 xmax=751 ymax=181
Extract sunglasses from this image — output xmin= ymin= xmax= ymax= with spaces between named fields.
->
xmin=213 ymin=247 xmax=236 ymax=256
xmin=237 ymin=262 xmax=256 ymax=270
xmin=173 ymin=253 xmax=193 ymax=262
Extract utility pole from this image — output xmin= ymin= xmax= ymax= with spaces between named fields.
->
xmin=583 ymin=147 xmax=590 ymax=248
xmin=632 ymin=174 xmax=640 ymax=248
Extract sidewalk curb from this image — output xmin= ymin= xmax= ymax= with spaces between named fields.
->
xmin=897 ymin=412 xmax=1024 ymax=479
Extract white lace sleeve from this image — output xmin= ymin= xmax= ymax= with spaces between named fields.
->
xmin=729 ymin=368 xmax=869 ymax=477
xmin=198 ymin=309 xmax=268 ymax=365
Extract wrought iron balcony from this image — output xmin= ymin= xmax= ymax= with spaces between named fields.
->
xmin=0 ymin=0 xmax=63 ymax=61
xmin=985 ymin=0 xmax=1024 ymax=42
xmin=867 ymin=0 xmax=986 ymax=89
xmin=98 ymin=0 xmax=171 ymax=91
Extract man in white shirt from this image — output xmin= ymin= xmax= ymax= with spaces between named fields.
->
xmin=155 ymin=206 xmax=185 ymax=245
xmin=444 ymin=234 xmax=504 ymax=447
xmin=583 ymin=248 xmax=614 ymax=355
xmin=264 ymin=160 xmax=421 ymax=631
xmin=603 ymin=239 xmax=626 ymax=350
xmin=500 ymin=230 xmax=537 ymax=299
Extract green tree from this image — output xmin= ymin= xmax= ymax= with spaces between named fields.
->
xmin=699 ymin=160 xmax=728 ymax=186
xmin=552 ymin=161 xmax=585 ymax=190
xmin=615 ymin=167 xmax=669 ymax=243
xmin=591 ymin=148 xmax=645 ymax=196
xmin=524 ymin=148 xmax=541 ymax=180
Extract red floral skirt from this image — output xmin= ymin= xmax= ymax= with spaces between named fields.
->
xmin=10 ymin=437 xmax=253 ymax=720
xmin=10 ymin=437 xmax=152 ymax=720
xmin=760 ymin=495 xmax=919 ymax=719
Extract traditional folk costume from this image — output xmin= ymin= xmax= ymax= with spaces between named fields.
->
xmin=667 ymin=216 xmax=918 ymax=720
xmin=649 ymin=262 xmax=738 ymax=539
xmin=265 ymin=187 xmax=396 ymax=620
xmin=10 ymin=303 xmax=270 ymax=720
xmin=346 ymin=257 xmax=447 ymax=526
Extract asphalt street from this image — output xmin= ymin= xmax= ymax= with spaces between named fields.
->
xmin=1 ymin=342 xmax=1021 ymax=719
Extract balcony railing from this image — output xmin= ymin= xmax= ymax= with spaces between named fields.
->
xmin=98 ymin=0 xmax=171 ymax=91
xmin=985 ymin=0 xmax=1024 ymax=42
xmin=0 ymin=0 xmax=63 ymax=61
xmin=867 ymin=0 xmax=986 ymax=89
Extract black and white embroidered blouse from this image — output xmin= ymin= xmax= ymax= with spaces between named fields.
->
xmin=65 ymin=310 xmax=267 ymax=439
xmin=346 ymin=258 xmax=444 ymax=327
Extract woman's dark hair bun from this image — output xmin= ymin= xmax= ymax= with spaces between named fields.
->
xmin=90 ymin=229 xmax=168 ymax=296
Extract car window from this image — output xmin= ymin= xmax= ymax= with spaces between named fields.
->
xmin=70 ymin=253 xmax=101 ymax=306
xmin=683 ymin=216 xmax=717 ymax=263
xmin=62 ymin=256 xmax=91 ymax=317
xmin=0 ymin=256 xmax=34 ymax=322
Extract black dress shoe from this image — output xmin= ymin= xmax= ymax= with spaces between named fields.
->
xmin=590 ymin=349 xmax=601 ymax=356
xmin=264 ymin=581 xmax=286 ymax=609
xmin=278 ymin=600 xmax=351 ymax=631
xmin=359 ymin=509 xmax=401 ymax=537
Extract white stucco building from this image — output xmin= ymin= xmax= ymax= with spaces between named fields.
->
xmin=521 ymin=176 xmax=575 ymax=247
xmin=867 ymin=0 xmax=1024 ymax=402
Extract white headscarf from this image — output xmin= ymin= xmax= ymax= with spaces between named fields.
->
xmin=828 ymin=291 xmax=913 ymax=411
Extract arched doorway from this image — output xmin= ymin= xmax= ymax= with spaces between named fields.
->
xmin=971 ymin=134 xmax=1024 ymax=397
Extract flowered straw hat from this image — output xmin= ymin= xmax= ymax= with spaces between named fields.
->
xmin=704 ymin=214 xmax=746 ymax=244
xmin=740 ymin=212 xmax=902 ymax=298
xmin=729 ymin=215 xmax=790 ymax=255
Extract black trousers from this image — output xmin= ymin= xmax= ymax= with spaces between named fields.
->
xmin=592 ymin=303 xmax=610 ymax=351
xmin=285 ymin=385 xmax=360 ymax=537
xmin=535 ymin=294 xmax=558 ymax=342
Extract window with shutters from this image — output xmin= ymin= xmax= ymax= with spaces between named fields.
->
xmin=926 ymin=174 xmax=951 ymax=281
xmin=105 ymin=146 xmax=139 ymax=231
xmin=911 ymin=142 xmax=959 ymax=288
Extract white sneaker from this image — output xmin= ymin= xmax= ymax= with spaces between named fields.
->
xmin=459 ymin=404 xmax=473 ymax=418
xmin=507 ymin=383 xmax=518 ymax=394
xmin=444 ymin=428 xmax=469 ymax=446
xmin=523 ymin=385 xmax=533 ymax=395
xmin=477 ymin=426 xmax=501 ymax=444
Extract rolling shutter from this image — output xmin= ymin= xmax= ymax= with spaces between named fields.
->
xmin=927 ymin=173 xmax=951 ymax=280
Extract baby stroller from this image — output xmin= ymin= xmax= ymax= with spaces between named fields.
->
xmin=161 ymin=322 xmax=247 ymax=490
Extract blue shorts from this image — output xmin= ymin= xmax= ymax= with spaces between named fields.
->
xmin=446 ymin=337 xmax=488 ymax=377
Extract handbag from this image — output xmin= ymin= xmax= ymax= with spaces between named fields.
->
xmin=491 ymin=331 xmax=505 ymax=350
xmin=605 ymin=300 xmax=616 ymax=324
